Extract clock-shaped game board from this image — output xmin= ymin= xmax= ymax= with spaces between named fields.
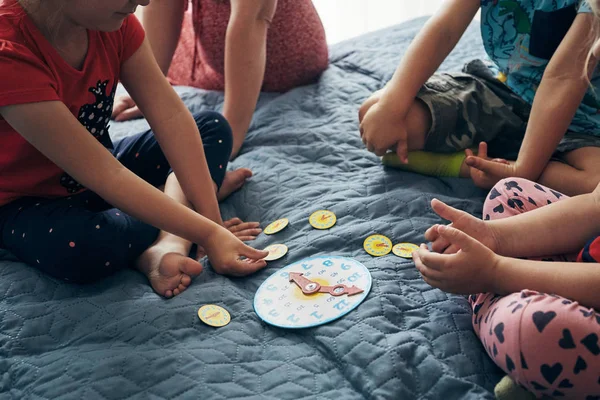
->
xmin=254 ymin=256 xmax=372 ymax=329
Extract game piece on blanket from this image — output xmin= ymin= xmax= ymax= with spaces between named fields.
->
xmin=264 ymin=218 xmax=289 ymax=235
xmin=381 ymin=151 xmax=466 ymax=178
xmin=363 ymin=234 xmax=392 ymax=256
xmin=198 ymin=305 xmax=231 ymax=327
xmin=392 ymin=243 xmax=420 ymax=258
xmin=263 ymin=244 xmax=288 ymax=261
xmin=309 ymin=210 xmax=336 ymax=230
xmin=253 ymin=256 xmax=372 ymax=329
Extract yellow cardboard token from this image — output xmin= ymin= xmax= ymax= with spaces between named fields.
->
xmin=198 ymin=304 xmax=231 ymax=327
xmin=263 ymin=244 xmax=288 ymax=261
xmin=309 ymin=210 xmax=336 ymax=230
xmin=363 ymin=234 xmax=392 ymax=257
xmin=264 ymin=218 xmax=289 ymax=235
xmin=392 ymin=243 xmax=420 ymax=259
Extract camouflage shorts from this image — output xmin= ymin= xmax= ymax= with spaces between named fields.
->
xmin=417 ymin=59 xmax=600 ymax=160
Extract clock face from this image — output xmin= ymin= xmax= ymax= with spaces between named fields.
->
xmin=363 ymin=234 xmax=392 ymax=257
xmin=198 ymin=305 xmax=231 ymax=327
xmin=264 ymin=218 xmax=289 ymax=235
xmin=263 ymin=244 xmax=288 ymax=261
xmin=254 ymin=256 xmax=372 ymax=329
xmin=392 ymin=243 xmax=419 ymax=258
xmin=309 ymin=210 xmax=336 ymax=230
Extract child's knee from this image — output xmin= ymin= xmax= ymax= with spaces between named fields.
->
xmin=358 ymin=89 xmax=383 ymax=123
xmin=483 ymin=178 xmax=533 ymax=220
xmin=578 ymin=169 xmax=600 ymax=194
xmin=193 ymin=111 xmax=233 ymax=149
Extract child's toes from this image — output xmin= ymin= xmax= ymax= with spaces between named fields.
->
xmin=181 ymin=274 xmax=191 ymax=286
xmin=165 ymin=289 xmax=174 ymax=298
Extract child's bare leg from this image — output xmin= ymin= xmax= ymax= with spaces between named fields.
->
xmin=538 ymin=147 xmax=600 ymax=196
xmin=136 ymin=173 xmax=202 ymax=298
xmin=136 ymin=168 xmax=254 ymax=297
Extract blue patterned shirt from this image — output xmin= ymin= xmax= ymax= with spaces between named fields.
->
xmin=480 ymin=0 xmax=600 ymax=134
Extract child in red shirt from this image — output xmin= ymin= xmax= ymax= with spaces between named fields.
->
xmin=0 ymin=0 xmax=268 ymax=297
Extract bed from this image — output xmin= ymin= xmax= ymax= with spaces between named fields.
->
xmin=0 ymin=17 xmax=504 ymax=399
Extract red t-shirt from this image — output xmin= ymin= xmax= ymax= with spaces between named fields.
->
xmin=0 ymin=5 xmax=145 ymax=206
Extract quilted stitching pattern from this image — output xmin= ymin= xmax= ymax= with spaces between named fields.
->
xmin=0 ymin=18 xmax=503 ymax=399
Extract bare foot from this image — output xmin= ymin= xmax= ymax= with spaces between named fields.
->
xmin=136 ymin=244 xmax=203 ymax=298
xmin=217 ymin=168 xmax=252 ymax=201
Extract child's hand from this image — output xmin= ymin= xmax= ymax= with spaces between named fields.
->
xmin=425 ymin=199 xmax=500 ymax=254
xmin=112 ymin=95 xmax=144 ymax=122
xmin=465 ymin=142 xmax=515 ymax=189
xmin=414 ymin=225 xmax=500 ymax=294
xmin=203 ymin=225 xmax=269 ymax=277
xmin=196 ymin=217 xmax=262 ymax=259
xmin=360 ymin=102 xmax=409 ymax=162
xmin=224 ymin=217 xmax=262 ymax=241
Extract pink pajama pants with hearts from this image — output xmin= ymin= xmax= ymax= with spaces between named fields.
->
xmin=470 ymin=178 xmax=600 ymax=399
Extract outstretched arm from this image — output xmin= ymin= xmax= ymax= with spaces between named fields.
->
xmin=140 ymin=0 xmax=186 ymax=75
xmin=465 ymin=13 xmax=597 ymax=190
xmin=112 ymin=2 xmax=185 ymax=121
xmin=416 ymin=225 xmax=600 ymax=309
xmin=1 ymin=100 xmax=220 ymax=246
xmin=490 ymin=184 xmax=600 ymax=257
xmin=121 ymin=38 xmax=223 ymax=225
xmin=426 ymin=182 xmax=600 ymax=259
xmin=223 ymin=0 xmax=277 ymax=158
xmin=360 ymin=0 xmax=480 ymax=161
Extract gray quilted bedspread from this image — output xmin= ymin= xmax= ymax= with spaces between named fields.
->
xmin=0 ymin=18 xmax=504 ymax=399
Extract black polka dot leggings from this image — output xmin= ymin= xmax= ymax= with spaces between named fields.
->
xmin=0 ymin=111 xmax=232 ymax=283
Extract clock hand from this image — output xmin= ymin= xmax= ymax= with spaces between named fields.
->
xmin=289 ymin=272 xmax=321 ymax=294
xmin=318 ymin=284 xmax=364 ymax=297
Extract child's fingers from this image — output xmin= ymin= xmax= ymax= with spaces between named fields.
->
xmin=465 ymin=156 xmax=510 ymax=177
xmin=224 ymin=217 xmax=243 ymax=228
xmin=437 ymin=225 xmax=475 ymax=251
xmin=229 ymin=258 xmax=267 ymax=276
xmin=374 ymin=146 xmax=388 ymax=157
xmin=415 ymin=244 xmax=448 ymax=272
xmin=431 ymin=198 xmax=465 ymax=223
xmin=236 ymin=236 xmax=257 ymax=242
xmin=395 ymin=140 xmax=409 ymax=164
xmin=443 ymin=244 xmax=460 ymax=254
xmin=111 ymin=97 xmax=131 ymax=118
xmin=430 ymin=237 xmax=451 ymax=254
xmin=228 ymin=221 xmax=261 ymax=233
xmin=115 ymin=106 xmax=143 ymax=122
xmin=413 ymin=249 xmax=444 ymax=282
xmin=424 ymin=225 xmax=440 ymax=241
xmin=478 ymin=142 xmax=488 ymax=159
xmin=241 ymin=244 xmax=270 ymax=261
xmin=234 ymin=229 xmax=262 ymax=238
xmin=226 ymin=259 xmax=267 ymax=277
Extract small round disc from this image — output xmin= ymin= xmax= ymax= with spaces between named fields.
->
xmin=392 ymin=243 xmax=420 ymax=259
xmin=363 ymin=234 xmax=392 ymax=257
xmin=264 ymin=218 xmax=289 ymax=235
xmin=198 ymin=304 xmax=231 ymax=327
xmin=309 ymin=210 xmax=336 ymax=230
xmin=263 ymin=244 xmax=288 ymax=261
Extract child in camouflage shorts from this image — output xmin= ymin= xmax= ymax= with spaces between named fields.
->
xmin=359 ymin=0 xmax=600 ymax=196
